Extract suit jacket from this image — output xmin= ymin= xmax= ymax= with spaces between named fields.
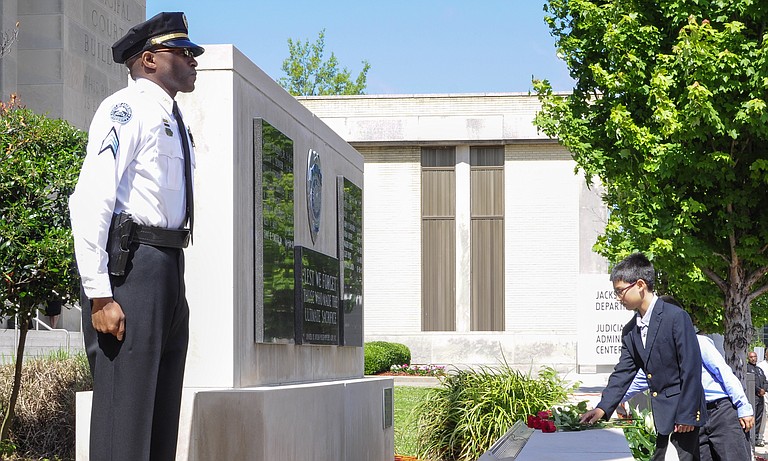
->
xmin=748 ymin=362 xmax=767 ymax=398
xmin=597 ymin=297 xmax=706 ymax=435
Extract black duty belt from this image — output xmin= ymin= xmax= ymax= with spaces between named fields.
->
xmin=134 ymin=224 xmax=190 ymax=249
xmin=706 ymin=397 xmax=730 ymax=411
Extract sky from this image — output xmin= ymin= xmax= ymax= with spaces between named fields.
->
xmin=145 ymin=1 xmax=575 ymax=95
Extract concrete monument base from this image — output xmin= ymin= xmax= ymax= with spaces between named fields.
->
xmin=77 ymin=376 xmax=394 ymax=461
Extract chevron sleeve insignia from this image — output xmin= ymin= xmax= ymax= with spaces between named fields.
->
xmin=98 ymin=127 xmax=119 ymax=158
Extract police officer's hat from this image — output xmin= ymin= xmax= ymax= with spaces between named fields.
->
xmin=112 ymin=12 xmax=205 ymax=64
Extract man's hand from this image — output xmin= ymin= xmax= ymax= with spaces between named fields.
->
xmin=674 ymin=424 xmax=695 ymax=433
xmin=579 ymin=407 xmax=605 ymax=425
xmin=740 ymin=416 xmax=755 ymax=432
xmin=760 ymin=388 xmax=766 ymax=397
xmin=91 ymin=297 xmax=125 ymax=341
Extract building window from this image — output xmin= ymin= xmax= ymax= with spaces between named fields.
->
xmin=421 ymin=147 xmax=456 ymax=331
xmin=470 ymin=147 xmax=504 ymax=331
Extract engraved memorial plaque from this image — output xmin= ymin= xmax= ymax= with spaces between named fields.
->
xmin=295 ymin=246 xmax=340 ymax=345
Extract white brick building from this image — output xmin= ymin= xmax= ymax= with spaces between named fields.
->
xmin=300 ymin=93 xmax=610 ymax=371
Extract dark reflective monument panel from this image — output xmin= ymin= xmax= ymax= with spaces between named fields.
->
xmin=338 ymin=177 xmax=363 ymax=346
xmin=255 ymin=118 xmax=295 ymax=343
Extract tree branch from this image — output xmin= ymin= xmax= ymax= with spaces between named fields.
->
xmin=745 ymin=266 xmax=768 ymax=290
xmin=748 ymin=283 xmax=768 ymax=304
xmin=0 ymin=22 xmax=19 ymax=59
xmin=702 ymin=267 xmax=728 ymax=294
xmin=712 ymin=252 xmax=730 ymax=265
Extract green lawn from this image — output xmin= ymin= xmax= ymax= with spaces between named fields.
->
xmin=395 ymin=386 xmax=434 ymax=456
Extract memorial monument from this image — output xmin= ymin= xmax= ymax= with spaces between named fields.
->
xmin=76 ymin=44 xmax=391 ymax=460
xmin=0 ymin=0 xmax=145 ymax=130
xmin=0 ymin=3 xmax=388 ymax=457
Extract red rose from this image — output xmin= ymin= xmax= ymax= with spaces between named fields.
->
xmin=542 ymin=420 xmax=557 ymax=433
xmin=526 ymin=415 xmax=537 ymax=428
xmin=537 ymin=410 xmax=550 ymax=420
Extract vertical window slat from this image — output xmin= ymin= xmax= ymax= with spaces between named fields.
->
xmin=421 ymin=147 xmax=456 ymax=331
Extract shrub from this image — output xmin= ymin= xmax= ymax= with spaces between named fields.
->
xmin=415 ymin=365 xmax=576 ymax=461
xmin=0 ymin=351 xmax=92 ymax=460
xmin=0 ymin=99 xmax=86 ymax=442
xmin=0 ymin=100 xmax=86 ymax=319
xmin=364 ymin=341 xmax=411 ymax=375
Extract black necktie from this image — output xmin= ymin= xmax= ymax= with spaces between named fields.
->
xmin=172 ymin=101 xmax=194 ymax=236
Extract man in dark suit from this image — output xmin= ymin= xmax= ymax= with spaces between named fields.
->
xmin=748 ymin=351 xmax=766 ymax=447
xmin=580 ymin=253 xmax=706 ymax=460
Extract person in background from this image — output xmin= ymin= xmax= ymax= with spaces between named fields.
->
xmin=622 ymin=295 xmax=753 ymax=461
xmin=748 ymin=350 xmax=767 ymax=447
xmin=579 ymin=253 xmax=705 ymax=461
xmin=44 ymin=299 xmax=62 ymax=329
xmin=757 ymin=349 xmax=768 ymax=446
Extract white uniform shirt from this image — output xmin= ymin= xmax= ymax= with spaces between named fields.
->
xmin=69 ymin=78 xmax=196 ymax=299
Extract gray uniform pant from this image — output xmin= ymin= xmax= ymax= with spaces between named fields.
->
xmin=82 ymin=243 xmax=189 ymax=461
xmin=699 ymin=398 xmax=750 ymax=461
xmin=653 ymin=428 xmax=700 ymax=461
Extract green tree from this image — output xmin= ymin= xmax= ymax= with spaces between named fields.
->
xmin=0 ymin=99 xmax=85 ymax=441
xmin=534 ymin=1 xmax=768 ymax=378
xmin=278 ymin=29 xmax=370 ymax=96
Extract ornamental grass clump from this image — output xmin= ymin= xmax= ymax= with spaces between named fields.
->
xmin=415 ymin=365 xmax=576 ymax=461
xmin=0 ymin=351 xmax=92 ymax=460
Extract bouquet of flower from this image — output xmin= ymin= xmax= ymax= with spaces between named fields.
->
xmin=525 ymin=401 xmax=653 ymax=433
xmin=526 ymin=410 xmax=558 ymax=433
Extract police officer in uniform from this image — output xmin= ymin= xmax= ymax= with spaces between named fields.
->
xmin=69 ymin=12 xmax=203 ymax=461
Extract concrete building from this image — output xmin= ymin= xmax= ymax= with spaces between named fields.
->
xmin=300 ymin=93 xmax=611 ymax=372
xmin=0 ymin=0 xmax=145 ymax=130
xmin=0 ymin=0 xmax=619 ymax=375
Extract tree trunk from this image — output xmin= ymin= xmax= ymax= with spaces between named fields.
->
xmin=0 ymin=315 xmax=29 ymax=441
xmin=722 ymin=288 xmax=753 ymax=382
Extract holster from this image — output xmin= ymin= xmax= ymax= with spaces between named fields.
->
xmin=107 ymin=212 xmax=136 ymax=276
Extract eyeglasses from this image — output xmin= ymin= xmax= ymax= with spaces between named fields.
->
xmin=152 ymin=48 xmax=196 ymax=58
xmin=613 ymin=281 xmax=637 ymax=298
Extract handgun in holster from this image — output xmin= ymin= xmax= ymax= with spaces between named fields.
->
xmin=107 ymin=212 xmax=136 ymax=276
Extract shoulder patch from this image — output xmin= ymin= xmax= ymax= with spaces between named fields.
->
xmin=110 ymin=103 xmax=132 ymax=124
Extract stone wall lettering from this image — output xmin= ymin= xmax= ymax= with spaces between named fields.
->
xmin=296 ymin=246 xmax=340 ymax=345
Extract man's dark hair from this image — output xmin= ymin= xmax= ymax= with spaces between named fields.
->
xmin=609 ymin=252 xmax=655 ymax=291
